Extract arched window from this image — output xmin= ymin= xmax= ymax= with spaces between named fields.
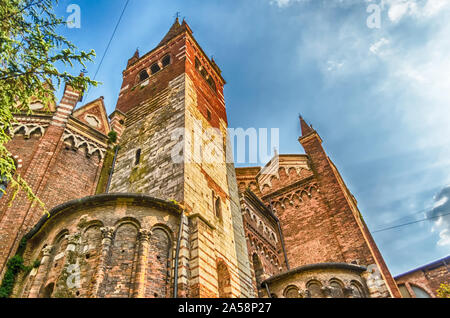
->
xmin=307 ymin=281 xmax=323 ymax=298
xmin=0 ymin=175 xmax=8 ymax=199
xmin=139 ymin=70 xmax=149 ymax=82
xmin=215 ymin=197 xmax=222 ymax=219
xmin=135 ymin=149 xmax=141 ymax=165
xmin=350 ymin=281 xmax=366 ymax=298
xmin=150 ymin=63 xmax=161 ymax=74
xmin=284 ymin=285 xmax=300 ymax=298
xmin=329 ymin=280 xmax=344 ymax=298
xmin=217 ymin=260 xmax=232 ymax=298
xmin=398 ymin=284 xmax=411 ymax=298
xmin=149 ymin=228 xmax=172 ymax=298
xmin=162 ymin=55 xmax=171 ymax=67
xmin=411 ymin=285 xmax=431 ymax=298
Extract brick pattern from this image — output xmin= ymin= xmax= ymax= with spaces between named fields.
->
xmin=236 ymin=131 xmax=400 ymax=297
xmin=108 ymin=21 xmax=253 ymax=298
xmin=261 ymin=266 xmax=370 ymax=298
xmin=395 ymin=257 xmax=450 ymax=297
xmin=11 ymin=198 xmax=181 ymax=298
xmin=0 ymin=84 xmax=108 ymax=280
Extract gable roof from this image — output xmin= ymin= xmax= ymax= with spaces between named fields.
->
xmin=72 ymin=97 xmax=110 ymax=135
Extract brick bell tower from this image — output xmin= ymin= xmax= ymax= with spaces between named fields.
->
xmin=107 ymin=18 xmax=254 ymax=297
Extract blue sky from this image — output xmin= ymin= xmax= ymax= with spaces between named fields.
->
xmin=52 ymin=0 xmax=450 ymax=276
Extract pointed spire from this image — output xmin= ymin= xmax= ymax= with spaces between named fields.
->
xmin=299 ymin=115 xmax=314 ymax=136
xmin=133 ymin=48 xmax=139 ymax=59
xmin=127 ymin=48 xmax=140 ymax=67
xmin=157 ymin=17 xmax=185 ymax=48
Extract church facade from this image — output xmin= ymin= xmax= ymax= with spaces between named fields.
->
xmin=0 ymin=19 xmax=405 ymax=298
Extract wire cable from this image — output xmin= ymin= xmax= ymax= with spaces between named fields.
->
xmin=372 ymin=211 xmax=450 ymax=233
xmin=84 ymin=0 xmax=130 ymax=101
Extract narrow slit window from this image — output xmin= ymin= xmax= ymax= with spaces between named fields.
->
xmin=135 ymin=149 xmax=141 ymax=165
xmin=215 ymin=197 xmax=222 ymax=219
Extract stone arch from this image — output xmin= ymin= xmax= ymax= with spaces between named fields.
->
xmin=306 ymin=280 xmax=323 ymax=298
xmin=216 ymin=259 xmax=232 ymax=298
xmin=284 ymin=285 xmax=300 ymax=298
xmin=300 ymin=190 xmax=309 ymax=201
xmin=146 ymin=225 xmax=173 ymax=298
xmin=39 ymin=231 xmax=69 ymax=297
xmin=350 ymin=280 xmax=366 ymax=298
xmin=262 ymin=184 xmax=270 ymax=193
xmin=410 ymin=283 xmax=432 ymax=298
xmin=309 ymin=186 xmax=319 ymax=196
xmin=103 ymin=222 xmax=139 ymax=297
xmin=329 ymin=278 xmax=345 ymax=298
xmin=80 ymin=220 xmax=104 ymax=234
xmin=114 ymin=217 xmax=141 ymax=230
xmin=79 ymin=223 xmax=103 ymax=297
xmin=52 ymin=229 xmax=69 ymax=245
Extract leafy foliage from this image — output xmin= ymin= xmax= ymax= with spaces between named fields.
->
xmin=436 ymin=283 xmax=450 ymax=298
xmin=108 ymin=130 xmax=117 ymax=144
xmin=0 ymin=0 xmax=97 ymax=213
xmin=0 ymin=255 xmax=25 ymax=298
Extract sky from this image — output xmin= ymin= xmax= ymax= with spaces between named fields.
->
xmin=51 ymin=0 xmax=450 ymax=276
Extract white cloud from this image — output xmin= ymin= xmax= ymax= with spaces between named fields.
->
xmin=382 ymin=0 xmax=450 ymax=22
xmin=430 ymin=187 xmax=450 ymax=246
xmin=270 ymin=0 xmax=308 ymax=8
xmin=437 ymin=228 xmax=450 ymax=246
xmin=370 ymin=37 xmax=390 ymax=55
xmin=423 ymin=0 xmax=449 ymax=17
xmin=327 ymin=60 xmax=345 ymax=71
xmin=434 ymin=196 xmax=448 ymax=209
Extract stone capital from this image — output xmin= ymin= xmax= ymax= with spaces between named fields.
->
xmin=138 ymin=229 xmax=152 ymax=242
xmin=343 ymin=286 xmax=355 ymax=298
xmin=42 ymin=245 xmax=53 ymax=256
xmin=100 ymin=227 xmax=115 ymax=240
xmin=67 ymin=233 xmax=80 ymax=245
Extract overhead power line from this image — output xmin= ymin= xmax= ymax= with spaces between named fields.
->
xmin=85 ymin=0 xmax=130 ymax=101
xmin=372 ymin=211 xmax=450 ymax=234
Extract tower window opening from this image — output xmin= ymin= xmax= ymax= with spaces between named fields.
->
xmin=207 ymin=77 xmax=216 ymax=92
xmin=215 ymin=197 xmax=222 ymax=219
xmin=200 ymin=67 xmax=208 ymax=79
xmin=139 ymin=70 xmax=149 ymax=82
xmin=151 ymin=63 xmax=161 ymax=74
xmin=135 ymin=149 xmax=141 ymax=165
xmin=162 ymin=55 xmax=171 ymax=67
xmin=195 ymin=56 xmax=217 ymax=93
xmin=195 ymin=57 xmax=201 ymax=70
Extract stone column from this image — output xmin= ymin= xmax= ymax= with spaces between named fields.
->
xmin=28 ymin=245 xmax=53 ymax=298
xmin=58 ymin=233 xmax=80 ymax=293
xmin=132 ymin=229 xmax=151 ymax=298
xmin=91 ymin=227 xmax=114 ymax=297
